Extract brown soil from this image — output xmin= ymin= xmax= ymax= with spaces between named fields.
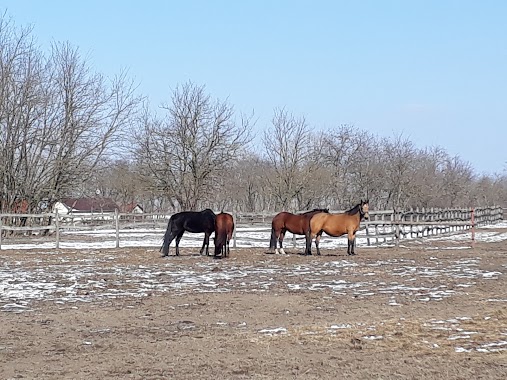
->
xmin=1 ymin=234 xmax=507 ymax=379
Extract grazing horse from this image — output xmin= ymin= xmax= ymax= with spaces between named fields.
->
xmin=214 ymin=212 xmax=235 ymax=257
xmin=306 ymin=200 xmax=369 ymax=256
xmin=269 ymin=208 xmax=329 ymax=254
xmin=160 ymin=209 xmax=216 ymax=257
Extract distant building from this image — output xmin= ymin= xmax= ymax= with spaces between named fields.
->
xmin=121 ymin=202 xmax=144 ymax=214
xmin=53 ymin=198 xmax=119 ymax=215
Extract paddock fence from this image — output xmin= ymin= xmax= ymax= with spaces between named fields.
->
xmin=0 ymin=206 xmax=503 ymax=250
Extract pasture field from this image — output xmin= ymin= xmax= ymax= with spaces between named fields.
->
xmin=1 ymin=228 xmax=507 ymax=379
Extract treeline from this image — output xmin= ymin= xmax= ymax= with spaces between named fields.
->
xmin=1 ymin=16 xmax=506 ymax=214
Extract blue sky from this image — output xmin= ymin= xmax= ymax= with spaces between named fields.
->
xmin=2 ymin=1 xmax=506 ymax=174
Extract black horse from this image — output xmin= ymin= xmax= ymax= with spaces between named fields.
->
xmin=160 ymin=209 xmax=216 ymax=257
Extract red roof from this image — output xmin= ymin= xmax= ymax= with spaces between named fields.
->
xmin=122 ymin=202 xmax=144 ymax=213
xmin=61 ymin=198 xmax=119 ymax=212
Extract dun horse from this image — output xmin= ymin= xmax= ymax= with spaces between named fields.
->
xmin=306 ymin=200 xmax=369 ymax=256
xmin=214 ymin=212 xmax=234 ymax=257
xmin=269 ymin=208 xmax=329 ymax=254
xmin=160 ymin=209 xmax=216 ymax=257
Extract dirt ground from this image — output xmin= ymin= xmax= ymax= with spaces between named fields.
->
xmin=1 ymin=231 xmax=507 ymax=379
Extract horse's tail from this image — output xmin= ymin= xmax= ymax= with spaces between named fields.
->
xmin=269 ymin=225 xmax=277 ymax=250
xmin=160 ymin=218 xmax=173 ymax=256
xmin=214 ymin=229 xmax=226 ymax=256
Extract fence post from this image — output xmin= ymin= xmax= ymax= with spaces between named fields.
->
xmin=115 ymin=209 xmax=120 ymax=248
xmin=233 ymin=213 xmax=237 ymax=248
xmin=55 ymin=209 xmax=60 ymax=249
xmin=471 ymin=207 xmax=475 ymax=243
xmin=395 ymin=209 xmax=400 ymax=247
xmin=409 ymin=208 xmax=413 ymax=238
xmin=366 ymin=220 xmax=370 ymax=246
xmin=0 ymin=215 xmax=2 ymax=250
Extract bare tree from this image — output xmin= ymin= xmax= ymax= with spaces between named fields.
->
xmin=320 ymin=125 xmax=380 ymax=208
xmin=380 ymin=133 xmax=417 ymax=209
xmin=262 ymin=108 xmax=323 ymax=211
xmin=132 ymin=82 xmax=253 ymax=211
xmin=213 ymin=156 xmax=271 ymax=212
xmin=407 ymin=146 xmax=447 ymax=208
xmin=0 ymin=15 xmax=41 ymax=212
xmin=38 ymin=43 xmax=141 ymax=205
xmin=440 ymin=155 xmax=474 ymax=207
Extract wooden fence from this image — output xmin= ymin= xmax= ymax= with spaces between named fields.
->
xmin=0 ymin=206 xmax=503 ymax=250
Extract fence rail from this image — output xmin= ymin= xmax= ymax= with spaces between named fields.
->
xmin=0 ymin=206 xmax=503 ymax=250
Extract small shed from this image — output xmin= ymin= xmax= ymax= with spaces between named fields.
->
xmin=122 ymin=202 xmax=144 ymax=214
xmin=54 ymin=198 xmax=119 ymax=215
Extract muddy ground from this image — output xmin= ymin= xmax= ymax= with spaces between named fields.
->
xmin=1 ymin=232 xmax=507 ymax=379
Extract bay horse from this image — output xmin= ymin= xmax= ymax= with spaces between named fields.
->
xmin=269 ymin=208 xmax=329 ymax=254
xmin=160 ymin=209 xmax=216 ymax=257
xmin=306 ymin=200 xmax=369 ymax=256
xmin=214 ymin=212 xmax=234 ymax=257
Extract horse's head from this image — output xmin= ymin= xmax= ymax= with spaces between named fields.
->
xmin=360 ymin=199 xmax=369 ymax=220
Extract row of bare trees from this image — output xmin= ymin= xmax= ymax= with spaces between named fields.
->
xmin=1 ymin=15 xmax=506 ymax=216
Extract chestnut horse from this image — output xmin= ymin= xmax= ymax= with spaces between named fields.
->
xmin=305 ymin=200 xmax=369 ymax=256
xmin=214 ymin=212 xmax=234 ymax=257
xmin=160 ymin=209 xmax=216 ymax=257
xmin=269 ymin=208 xmax=329 ymax=254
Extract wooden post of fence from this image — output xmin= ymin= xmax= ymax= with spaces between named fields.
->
xmin=55 ymin=209 xmax=60 ymax=249
xmin=471 ymin=207 xmax=475 ymax=244
xmin=0 ymin=215 xmax=2 ymax=250
xmin=233 ymin=213 xmax=237 ymax=248
xmin=395 ymin=209 xmax=400 ymax=247
xmin=366 ymin=220 xmax=370 ymax=246
xmin=415 ymin=208 xmax=420 ymax=238
xmin=409 ymin=208 xmax=413 ymax=238
xmin=292 ymin=233 xmax=296 ymax=248
xmin=115 ymin=209 xmax=120 ymax=248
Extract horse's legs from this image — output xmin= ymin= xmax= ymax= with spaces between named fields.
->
xmin=161 ymin=230 xmax=177 ymax=257
xmin=219 ymin=237 xmax=226 ymax=258
xmin=315 ymin=232 xmax=323 ymax=256
xmin=279 ymin=230 xmax=287 ymax=255
xmin=347 ymin=231 xmax=356 ymax=255
xmin=305 ymin=232 xmax=313 ymax=255
xmin=200 ymin=232 xmax=211 ymax=256
xmin=174 ymin=231 xmax=184 ymax=256
xmin=275 ymin=230 xmax=286 ymax=254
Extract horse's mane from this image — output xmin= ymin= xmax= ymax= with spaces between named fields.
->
xmin=300 ymin=208 xmax=329 ymax=215
xmin=345 ymin=203 xmax=361 ymax=215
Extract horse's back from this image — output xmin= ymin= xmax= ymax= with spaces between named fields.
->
xmin=272 ymin=211 xmax=292 ymax=225
xmin=311 ymin=212 xmax=351 ymax=237
xmin=310 ymin=212 xmax=328 ymax=228
xmin=171 ymin=210 xmax=216 ymax=233
xmin=274 ymin=210 xmax=327 ymax=235
xmin=215 ymin=213 xmax=234 ymax=255
xmin=216 ymin=212 xmax=234 ymax=231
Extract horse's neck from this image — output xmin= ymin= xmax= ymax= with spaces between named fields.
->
xmin=346 ymin=205 xmax=360 ymax=216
